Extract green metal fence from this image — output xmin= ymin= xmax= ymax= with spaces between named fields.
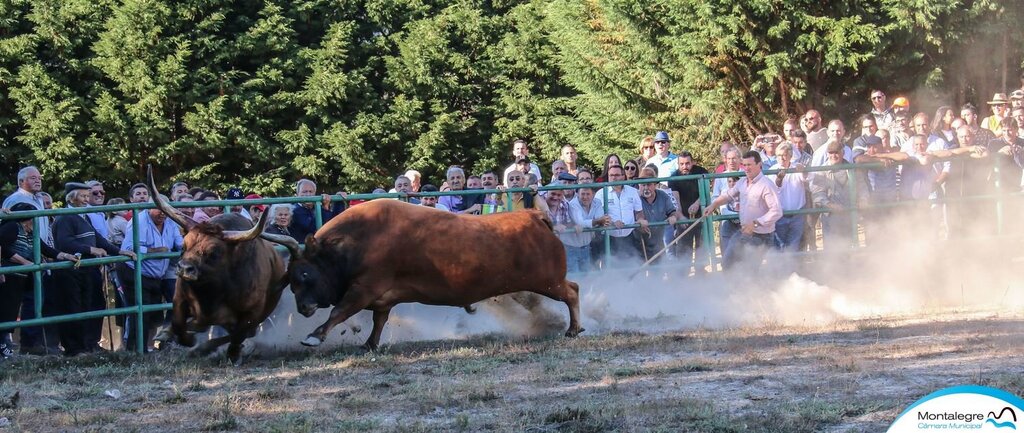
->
xmin=0 ymin=161 xmax=1019 ymax=353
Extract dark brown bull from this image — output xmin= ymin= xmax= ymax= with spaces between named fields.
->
xmin=146 ymin=168 xmax=287 ymax=364
xmin=261 ymin=199 xmax=583 ymax=350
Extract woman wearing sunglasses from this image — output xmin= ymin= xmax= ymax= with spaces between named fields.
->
xmin=623 ymin=161 xmax=641 ymax=181
xmin=635 ymin=135 xmax=655 ymax=167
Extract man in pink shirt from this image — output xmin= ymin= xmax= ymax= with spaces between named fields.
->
xmin=704 ymin=151 xmax=782 ymax=270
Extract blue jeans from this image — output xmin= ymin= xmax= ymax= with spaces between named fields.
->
xmin=719 ymin=219 xmax=739 ymax=248
xmin=774 ymin=215 xmax=805 ymax=251
xmin=564 ymin=244 xmax=591 ymax=274
xmin=723 ymin=232 xmax=773 ymax=271
xmin=820 ymin=213 xmax=853 ymax=250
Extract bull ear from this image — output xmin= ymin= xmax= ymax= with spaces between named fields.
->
xmin=303 ymin=234 xmax=318 ymax=256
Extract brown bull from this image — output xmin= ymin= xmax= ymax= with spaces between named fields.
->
xmin=147 ymin=168 xmax=287 ymax=364
xmin=261 ymin=199 xmax=583 ymax=350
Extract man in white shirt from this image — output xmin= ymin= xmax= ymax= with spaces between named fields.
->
xmin=600 ymin=165 xmax=648 ymax=262
xmin=503 ymin=139 xmax=542 ymax=184
xmin=3 ymin=166 xmax=53 ymax=247
xmin=770 ymin=142 xmax=808 ymax=251
xmin=711 ymin=149 xmax=742 ymax=249
xmin=567 ymin=187 xmax=608 ymax=273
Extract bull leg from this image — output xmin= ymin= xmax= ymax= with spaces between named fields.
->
xmin=189 ymin=334 xmax=231 ymax=357
xmin=362 ymin=309 xmax=392 ymax=352
xmin=171 ymin=288 xmax=195 ymax=347
xmin=562 ymin=280 xmax=584 ymax=337
xmin=226 ymin=331 xmax=248 ymax=366
xmin=301 ymin=302 xmax=369 ymax=347
xmin=534 ymin=280 xmax=584 ymax=337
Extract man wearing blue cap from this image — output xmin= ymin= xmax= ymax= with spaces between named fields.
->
xmin=646 ymin=131 xmax=678 ymax=183
xmin=550 ymin=171 xmax=575 ymax=202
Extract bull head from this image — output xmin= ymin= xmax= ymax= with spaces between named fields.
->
xmin=260 ymin=233 xmax=335 ymax=317
xmin=146 ymin=165 xmax=269 ymax=281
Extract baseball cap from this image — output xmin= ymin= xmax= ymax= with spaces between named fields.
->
xmin=226 ymin=187 xmax=244 ymax=200
xmin=244 ymin=193 xmax=265 ymax=212
xmin=892 ymin=97 xmax=909 ymax=108
xmin=654 ymin=131 xmax=671 ymax=142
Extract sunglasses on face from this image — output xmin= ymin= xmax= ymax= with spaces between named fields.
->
xmin=92 ymin=191 xmax=105 ymax=196
xmin=642 ymin=146 xmax=654 ymax=150
xmin=625 ymin=166 xmax=637 ymax=171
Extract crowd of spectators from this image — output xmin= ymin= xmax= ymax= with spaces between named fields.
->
xmin=1 ymin=86 xmax=1023 ymax=359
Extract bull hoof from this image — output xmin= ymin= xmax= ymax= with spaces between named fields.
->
xmin=301 ymin=336 xmax=323 ymax=347
xmin=565 ymin=327 xmax=585 ymax=338
xmin=361 ymin=342 xmax=378 ymax=352
xmin=190 ymin=342 xmax=219 ymax=358
xmin=177 ymin=333 xmax=196 ymax=348
xmin=227 ymin=343 xmax=250 ymax=368
xmin=464 ymin=305 xmax=477 ymax=314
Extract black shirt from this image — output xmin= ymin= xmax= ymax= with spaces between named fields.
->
xmin=667 ymin=166 xmax=709 ymax=209
xmin=53 ymin=213 xmax=119 ymax=258
xmin=988 ymin=137 xmax=1024 ymax=192
xmin=0 ymin=221 xmax=60 ymax=266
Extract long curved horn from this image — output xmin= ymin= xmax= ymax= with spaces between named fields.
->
xmin=221 ymin=201 xmax=269 ymax=243
xmin=259 ymin=232 xmax=301 ymax=259
xmin=147 ymin=165 xmax=197 ymax=231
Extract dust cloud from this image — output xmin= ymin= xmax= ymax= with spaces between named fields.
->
xmin=247 ymin=204 xmax=1024 ymax=353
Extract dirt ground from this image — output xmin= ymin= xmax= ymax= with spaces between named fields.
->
xmin=1 ymin=305 xmax=1023 ymax=433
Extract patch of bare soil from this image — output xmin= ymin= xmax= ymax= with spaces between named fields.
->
xmin=2 ymin=307 xmax=1023 ymax=432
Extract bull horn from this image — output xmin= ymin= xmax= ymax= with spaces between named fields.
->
xmin=221 ymin=201 xmax=269 ymax=243
xmin=147 ymin=165 xmax=197 ymax=231
xmin=259 ymin=232 xmax=301 ymax=259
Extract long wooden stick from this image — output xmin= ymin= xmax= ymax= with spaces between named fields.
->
xmin=628 ymin=220 xmax=703 ymax=279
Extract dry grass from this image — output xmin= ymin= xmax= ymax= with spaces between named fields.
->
xmin=2 ymin=308 xmax=1023 ymax=432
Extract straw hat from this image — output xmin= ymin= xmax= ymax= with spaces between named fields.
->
xmin=987 ymin=93 xmax=1010 ymax=105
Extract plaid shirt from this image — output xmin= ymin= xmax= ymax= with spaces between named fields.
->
xmin=547 ymin=196 xmax=572 ymax=227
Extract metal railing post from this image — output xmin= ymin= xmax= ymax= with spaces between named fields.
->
xmin=31 ymin=216 xmax=43 ymax=339
xmin=994 ymin=165 xmax=1004 ymax=235
xmin=314 ymin=201 xmax=324 ymax=229
xmin=132 ymin=213 xmax=144 ymax=353
xmin=602 ymin=187 xmax=610 ymax=265
xmin=698 ymin=176 xmax=715 ymax=272
xmin=847 ymin=166 xmax=859 ymax=248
